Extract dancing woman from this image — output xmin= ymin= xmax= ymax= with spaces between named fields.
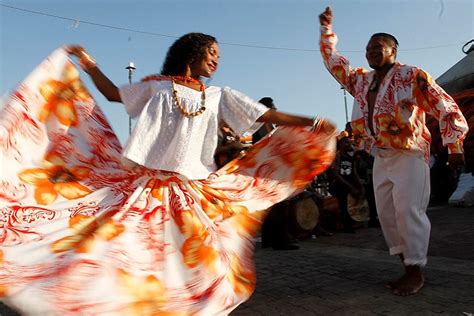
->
xmin=0 ymin=33 xmax=336 ymax=315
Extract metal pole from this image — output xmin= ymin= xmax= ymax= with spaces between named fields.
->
xmin=341 ymin=86 xmax=349 ymax=123
xmin=125 ymin=61 xmax=136 ymax=135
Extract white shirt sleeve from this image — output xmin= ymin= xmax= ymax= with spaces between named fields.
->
xmin=119 ymin=81 xmax=157 ymax=118
xmin=218 ymin=87 xmax=269 ymax=136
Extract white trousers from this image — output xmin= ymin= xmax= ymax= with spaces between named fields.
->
xmin=373 ymin=148 xmax=431 ymax=267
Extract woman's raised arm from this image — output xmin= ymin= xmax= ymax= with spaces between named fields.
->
xmin=257 ymin=109 xmax=336 ymax=134
xmin=66 ymin=45 xmax=122 ymax=102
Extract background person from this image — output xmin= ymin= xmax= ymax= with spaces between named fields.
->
xmin=327 ymin=132 xmax=363 ymax=234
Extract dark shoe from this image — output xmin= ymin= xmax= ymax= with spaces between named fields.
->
xmin=272 ymin=244 xmax=300 ymax=250
xmin=288 ymin=236 xmax=299 ymax=244
xmin=314 ymin=226 xmax=333 ymax=237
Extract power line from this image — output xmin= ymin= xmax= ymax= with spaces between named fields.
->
xmin=0 ymin=4 xmax=467 ymax=53
xmin=0 ymin=4 xmax=177 ymax=39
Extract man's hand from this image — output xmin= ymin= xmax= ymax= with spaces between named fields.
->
xmin=448 ymin=153 xmax=465 ymax=170
xmin=319 ymin=6 xmax=333 ymax=26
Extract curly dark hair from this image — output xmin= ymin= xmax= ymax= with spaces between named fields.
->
xmin=161 ymin=33 xmax=217 ymax=76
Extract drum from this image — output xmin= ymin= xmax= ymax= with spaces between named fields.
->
xmin=320 ymin=195 xmax=339 ymax=214
xmin=318 ymin=195 xmax=341 ymax=231
xmin=288 ymin=192 xmax=319 ymax=240
xmin=348 ymin=194 xmax=370 ymax=222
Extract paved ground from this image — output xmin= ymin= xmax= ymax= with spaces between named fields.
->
xmin=2 ymin=204 xmax=473 ymax=315
xmin=232 ymin=204 xmax=474 ymax=316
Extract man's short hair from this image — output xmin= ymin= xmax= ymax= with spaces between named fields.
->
xmin=370 ymin=33 xmax=399 ymax=47
xmin=258 ymin=97 xmax=276 ymax=109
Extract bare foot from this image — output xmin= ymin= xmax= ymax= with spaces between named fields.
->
xmin=393 ymin=266 xmax=424 ymax=296
xmin=385 ymin=254 xmax=405 ymax=289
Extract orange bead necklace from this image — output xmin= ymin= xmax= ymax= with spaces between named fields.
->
xmin=141 ymin=74 xmax=203 ymax=86
xmin=141 ymin=75 xmax=207 ymax=118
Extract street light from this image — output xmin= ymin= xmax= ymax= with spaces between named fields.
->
xmin=341 ymin=85 xmax=349 ymax=123
xmin=126 ymin=61 xmax=136 ymax=135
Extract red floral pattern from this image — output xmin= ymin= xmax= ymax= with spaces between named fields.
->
xmin=320 ymin=25 xmax=468 ymax=162
xmin=0 ymin=48 xmax=336 ymax=315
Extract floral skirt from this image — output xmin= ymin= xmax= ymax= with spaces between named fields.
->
xmin=0 ymin=49 xmax=336 ymax=315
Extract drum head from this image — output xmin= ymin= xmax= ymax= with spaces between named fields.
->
xmin=348 ymin=194 xmax=370 ymax=222
xmin=294 ymin=197 xmax=319 ymax=230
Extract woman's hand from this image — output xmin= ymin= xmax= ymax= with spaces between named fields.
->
xmin=64 ymin=45 xmax=121 ymax=102
xmin=64 ymin=45 xmax=97 ymax=72
xmin=65 ymin=45 xmax=86 ymax=58
xmin=312 ymin=117 xmax=336 ymax=135
xmin=320 ymin=119 xmax=336 ymax=135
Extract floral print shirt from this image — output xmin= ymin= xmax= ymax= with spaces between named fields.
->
xmin=320 ymin=24 xmax=468 ymax=162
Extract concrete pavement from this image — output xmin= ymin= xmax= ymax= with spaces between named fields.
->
xmin=232 ymin=204 xmax=474 ymax=315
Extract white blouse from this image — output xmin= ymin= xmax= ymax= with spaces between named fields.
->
xmin=119 ymin=80 xmax=269 ymax=179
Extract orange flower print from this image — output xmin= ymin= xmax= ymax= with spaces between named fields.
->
xmin=199 ymin=185 xmax=236 ymax=220
xmin=278 ymin=142 xmax=333 ymax=188
xmin=232 ymin=208 xmax=266 ymax=238
xmin=189 ymin=182 xmax=235 ymax=220
xmin=330 ymin=65 xmax=348 ymax=86
xmin=50 ymin=215 xmax=97 ymax=253
xmin=413 ymin=69 xmax=440 ymax=114
xmin=376 ymin=112 xmax=413 ymax=150
xmin=173 ymin=208 xmax=220 ymax=272
xmin=50 ymin=213 xmax=124 ymax=253
xmin=351 ymin=118 xmax=366 ymax=148
xmin=299 ymin=146 xmax=328 ymax=173
xmin=221 ymin=147 xmax=259 ymax=174
xmin=320 ymin=34 xmax=335 ymax=60
xmin=0 ymin=250 xmax=6 ymax=297
xmin=97 ymin=218 xmax=125 ymax=241
xmin=351 ymin=118 xmax=365 ymax=137
xmin=148 ymin=176 xmax=183 ymax=202
xmin=181 ymin=236 xmax=219 ymax=271
xmin=38 ymin=63 xmax=91 ymax=126
xmin=227 ymin=254 xmax=255 ymax=296
xmin=173 ymin=208 xmax=207 ymax=238
xmin=116 ymin=269 xmax=170 ymax=316
xmin=18 ymin=151 xmax=92 ymax=205
xmin=201 ymin=195 xmax=236 ymax=220
xmin=150 ymin=179 xmax=164 ymax=202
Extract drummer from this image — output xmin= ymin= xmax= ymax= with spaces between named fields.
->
xmin=327 ymin=131 xmax=364 ymax=233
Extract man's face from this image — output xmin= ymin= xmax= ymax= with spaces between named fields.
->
xmin=365 ymin=36 xmax=396 ymax=69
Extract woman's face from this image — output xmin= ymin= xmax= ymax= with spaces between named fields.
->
xmin=189 ymin=42 xmax=220 ymax=78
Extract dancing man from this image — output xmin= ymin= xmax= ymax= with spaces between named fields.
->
xmin=319 ymin=7 xmax=468 ymax=295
